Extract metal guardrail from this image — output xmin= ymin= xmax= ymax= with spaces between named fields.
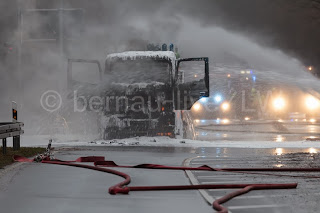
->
xmin=0 ymin=122 xmax=24 ymax=154
xmin=0 ymin=102 xmax=24 ymax=155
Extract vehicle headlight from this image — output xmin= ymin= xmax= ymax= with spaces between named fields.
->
xmin=305 ymin=96 xmax=320 ymax=110
xmin=310 ymin=118 xmax=317 ymax=123
xmin=192 ymin=103 xmax=201 ymax=111
xmin=221 ymin=102 xmax=230 ymax=111
xmin=214 ymin=94 xmax=223 ymax=103
xmin=200 ymin=97 xmax=208 ymax=103
xmin=273 ymin=97 xmax=285 ymax=110
xmin=222 ymin=119 xmax=230 ymax=124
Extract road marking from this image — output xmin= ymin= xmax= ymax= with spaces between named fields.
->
xmin=184 ymin=156 xmax=299 ymax=213
xmin=194 ymin=172 xmax=250 ymax=177
xmin=183 ymin=157 xmax=218 ymax=209
xmin=190 ymin=161 xmax=300 ymax=165
xmin=193 ymin=170 xmax=235 ymax=172
xmin=191 ymin=160 xmax=250 ymax=163
xmin=202 ymin=181 xmax=256 ymax=184
xmin=233 ymin=192 xmax=320 ymax=200
xmin=192 ymin=160 xmax=300 ymax=162
xmin=206 ymin=188 xmax=236 ymax=192
xmin=197 ymin=175 xmax=245 ymax=179
xmin=228 ymin=204 xmax=288 ymax=210
xmin=232 ymin=194 xmax=283 ymax=199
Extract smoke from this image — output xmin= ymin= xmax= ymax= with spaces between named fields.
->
xmin=0 ymin=0 xmax=181 ymax=135
xmin=173 ymin=0 xmax=320 ymax=69
xmin=176 ymin=19 xmax=320 ymax=91
xmin=0 ymin=0 xmax=319 ymax=137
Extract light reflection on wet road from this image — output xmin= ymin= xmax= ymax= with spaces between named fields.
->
xmin=194 ymin=120 xmax=320 ymax=142
xmin=185 ymin=147 xmax=320 ymax=213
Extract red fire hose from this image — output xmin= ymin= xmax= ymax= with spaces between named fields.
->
xmin=94 ymin=160 xmax=320 ymax=172
xmin=212 ymin=183 xmax=298 ymax=213
xmin=94 ymin=160 xmax=320 ymax=178
xmin=14 ymin=155 xmax=300 ymax=212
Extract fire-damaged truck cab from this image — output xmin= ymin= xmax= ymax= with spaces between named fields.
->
xmin=68 ymin=49 xmax=209 ymax=139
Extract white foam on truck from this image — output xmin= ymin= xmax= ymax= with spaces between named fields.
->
xmin=106 ymin=51 xmax=176 ymax=68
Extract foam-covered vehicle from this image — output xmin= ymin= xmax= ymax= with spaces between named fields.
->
xmin=68 ymin=48 xmax=209 ymax=139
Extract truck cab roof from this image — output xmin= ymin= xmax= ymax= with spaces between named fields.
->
xmin=106 ymin=51 xmax=176 ymax=62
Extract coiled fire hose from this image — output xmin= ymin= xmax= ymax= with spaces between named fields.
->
xmin=13 ymin=154 xmax=304 ymax=212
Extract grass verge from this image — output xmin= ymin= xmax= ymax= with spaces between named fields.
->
xmin=0 ymin=147 xmax=46 ymax=168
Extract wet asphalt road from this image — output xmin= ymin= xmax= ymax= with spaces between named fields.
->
xmin=2 ymin=120 xmax=320 ymax=213
xmin=185 ymin=151 xmax=320 ymax=213
xmin=0 ymin=146 xmax=212 ymax=213
xmin=194 ymin=120 xmax=320 ymax=142
xmin=1 ymin=146 xmax=320 ymax=213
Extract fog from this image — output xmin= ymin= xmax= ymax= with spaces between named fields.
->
xmin=176 ymin=18 xmax=320 ymax=90
xmin=0 ymin=0 xmax=319 ymax=137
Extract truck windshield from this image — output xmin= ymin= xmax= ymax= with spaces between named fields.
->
xmin=108 ymin=59 xmax=171 ymax=84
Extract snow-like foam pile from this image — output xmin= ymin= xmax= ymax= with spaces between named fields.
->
xmin=111 ymin=82 xmax=165 ymax=88
xmin=21 ymin=135 xmax=320 ymax=149
xmin=106 ymin=51 xmax=176 ymax=63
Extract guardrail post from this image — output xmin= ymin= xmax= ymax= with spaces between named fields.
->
xmin=13 ymin=136 xmax=20 ymax=150
xmin=13 ymin=137 xmax=16 ymax=150
xmin=12 ymin=101 xmax=20 ymax=150
xmin=2 ymin=138 xmax=7 ymax=155
xmin=17 ymin=135 xmax=20 ymax=149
